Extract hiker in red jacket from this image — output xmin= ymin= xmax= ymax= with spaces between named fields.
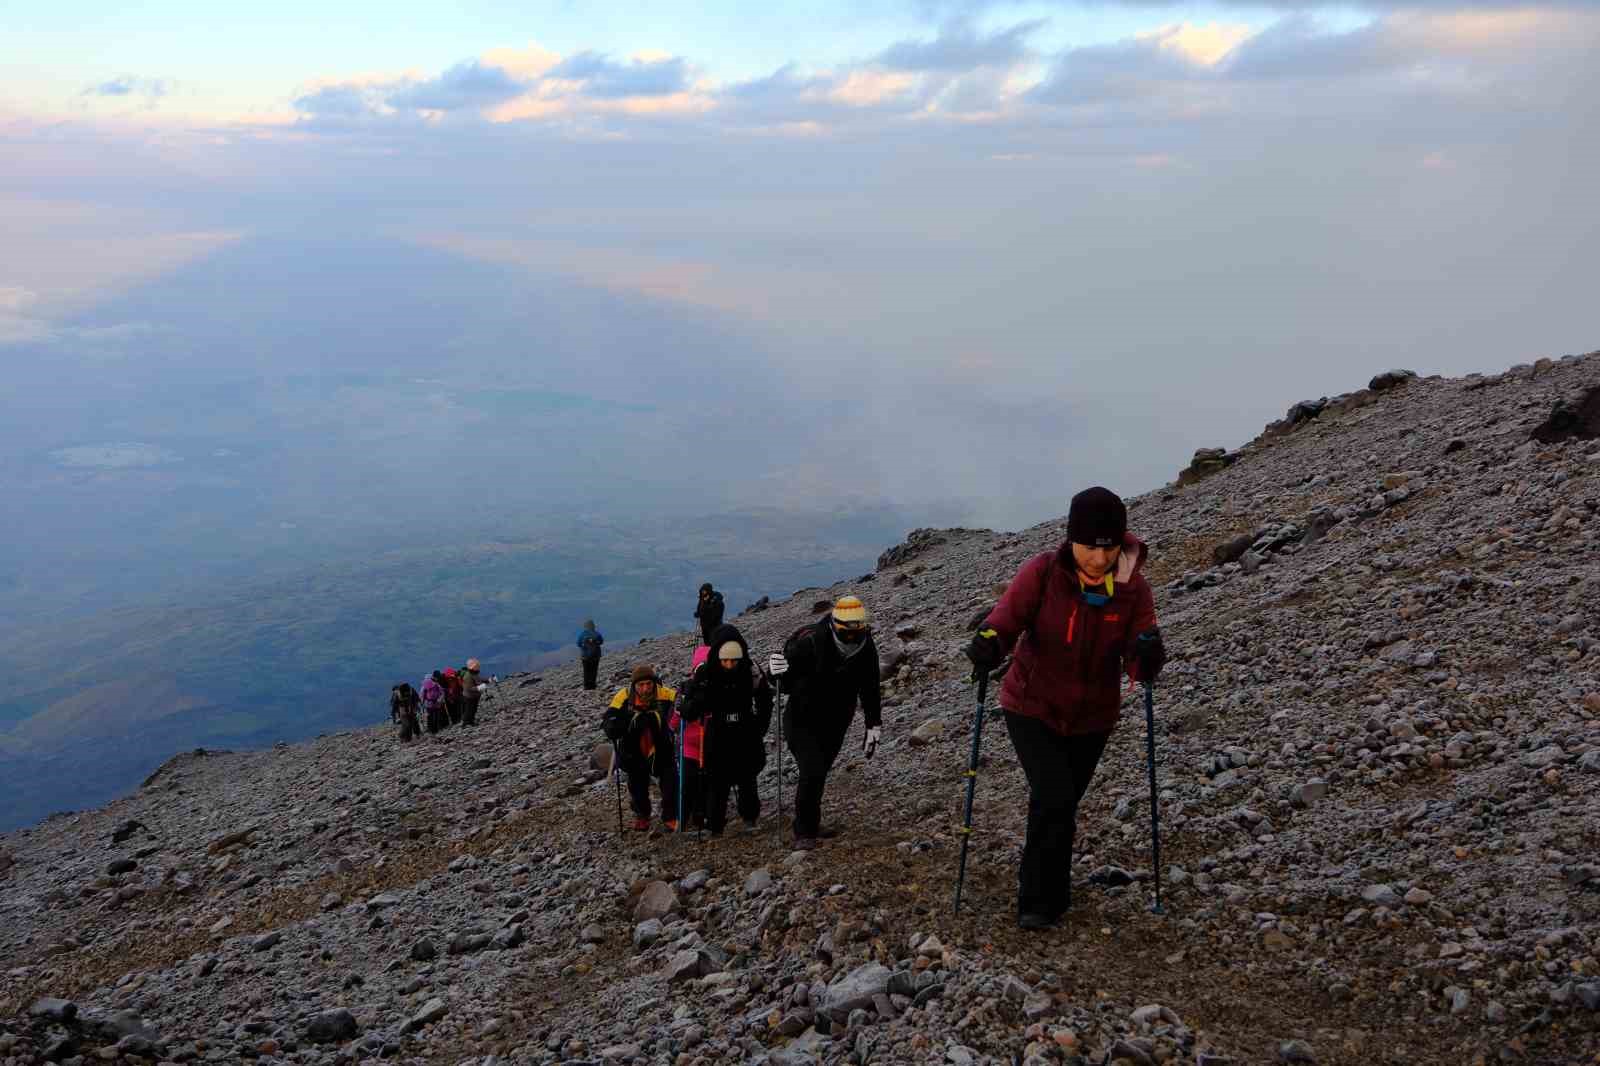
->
xmin=967 ymin=486 xmax=1166 ymax=930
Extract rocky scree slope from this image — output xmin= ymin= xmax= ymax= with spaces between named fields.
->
xmin=2 ymin=352 xmax=1600 ymax=1066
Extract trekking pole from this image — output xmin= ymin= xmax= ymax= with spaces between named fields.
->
xmin=677 ymin=719 xmax=685 ymax=834
xmin=611 ymin=741 xmax=624 ymax=837
xmin=1142 ymin=675 xmax=1164 ymax=916
xmin=952 ymin=673 xmax=989 ymax=915
xmin=774 ymin=682 xmax=786 ymax=849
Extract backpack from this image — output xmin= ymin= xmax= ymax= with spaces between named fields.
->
xmin=580 ymin=632 xmax=602 ymax=657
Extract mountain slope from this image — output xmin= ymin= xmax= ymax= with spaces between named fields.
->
xmin=1 ymin=352 xmax=1597 ymax=1066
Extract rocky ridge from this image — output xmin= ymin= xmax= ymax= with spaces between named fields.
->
xmin=3 ymin=352 xmax=1599 ymax=1066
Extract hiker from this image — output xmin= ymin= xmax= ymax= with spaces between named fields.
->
xmin=966 ymin=486 xmax=1166 ymax=931
xmin=602 ymin=664 xmax=681 ymax=831
xmin=460 ymin=659 xmax=485 ymax=726
xmin=667 ymin=645 xmax=711 ymax=829
xmin=443 ymin=667 xmax=463 ymax=726
xmin=767 ymin=595 xmax=882 ymax=850
xmin=421 ymin=672 xmax=447 ymax=734
xmin=391 ymin=683 xmax=421 ymax=742
xmin=576 ymin=620 xmax=605 ymax=690
xmin=680 ymin=625 xmax=773 ymax=835
xmin=694 ymin=583 xmax=724 ymax=645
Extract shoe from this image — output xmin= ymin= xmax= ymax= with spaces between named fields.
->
xmin=663 ymin=820 xmax=679 ymax=832
xmin=631 ymin=817 xmax=651 ymax=832
xmin=1017 ymin=912 xmax=1058 ymax=931
xmin=792 ymin=836 xmax=819 ymax=851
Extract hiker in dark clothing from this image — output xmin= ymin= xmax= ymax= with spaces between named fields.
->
xmin=767 ymin=595 xmax=882 ymax=850
xmin=391 ymin=683 xmax=421 ymax=742
xmin=967 ymin=486 xmax=1166 ymax=931
xmin=602 ymin=664 xmax=681 ymax=832
xmin=576 ymin=620 xmax=605 ymax=690
xmin=679 ymin=624 xmax=773 ymax=835
xmin=694 ymin=583 xmax=725 ymax=646
xmin=460 ymin=659 xmax=485 ymax=726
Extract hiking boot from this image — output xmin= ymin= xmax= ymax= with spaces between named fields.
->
xmin=662 ymin=820 xmax=679 ymax=833
xmin=792 ymin=836 xmax=819 ymax=851
xmin=1018 ymin=912 xmax=1058 ymax=932
xmin=631 ymin=817 xmax=651 ymax=832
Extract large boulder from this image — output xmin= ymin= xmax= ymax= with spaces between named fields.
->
xmin=634 ymin=881 xmax=679 ymax=923
xmin=820 ymin=963 xmax=892 ymax=1020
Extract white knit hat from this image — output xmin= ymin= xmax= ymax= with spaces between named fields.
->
xmin=717 ymin=641 xmax=743 ymax=660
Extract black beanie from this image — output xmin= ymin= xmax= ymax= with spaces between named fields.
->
xmin=1067 ymin=487 xmax=1127 ymax=548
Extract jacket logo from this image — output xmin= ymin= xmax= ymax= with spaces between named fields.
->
xmin=1105 ymin=613 xmax=1121 ymax=622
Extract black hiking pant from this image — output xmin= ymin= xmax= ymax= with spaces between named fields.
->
xmin=462 ymin=695 xmax=480 ymax=726
xmin=706 ymin=768 xmax=760 ymax=833
xmin=582 ymin=656 xmax=600 ymax=690
xmin=1004 ymin=711 xmax=1111 ymax=919
xmin=445 ymin=695 xmax=461 ymax=726
xmin=784 ymin=707 xmax=851 ymax=839
xmin=622 ymin=751 xmax=680 ymax=823
xmin=426 ymin=704 xmax=445 ymax=734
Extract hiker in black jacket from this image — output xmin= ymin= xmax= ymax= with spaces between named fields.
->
xmin=694 ymin=583 xmax=725 ymax=646
xmin=601 ymin=664 xmax=681 ymax=832
xmin=767 ymin=595 xmax=882 ymax=850
xmin=679 ymin=623 xmax=773 ymax=835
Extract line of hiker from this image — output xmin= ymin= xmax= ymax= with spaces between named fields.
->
xmin=390 ymin=658 xmax=492 ymax=741
xmin=592 ymin=485 xmax=1169 ymax=933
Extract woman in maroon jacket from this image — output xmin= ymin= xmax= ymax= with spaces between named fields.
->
xmin=967 ymin=486 xmax=1166 ymax=930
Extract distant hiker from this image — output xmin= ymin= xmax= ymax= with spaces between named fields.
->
xmin=966 ymin=486 xmax=1166 ymax=931
xmin=576 ymin=620 xmax=605 ymax=690
xmin=767 ymin=595 xmax=881 ymax=850
xmin=694 ymin=583 xmax=725 ymax=645
xmin=680 ymin=625 xmax=774 ymax=835
xmin=421 ymin=672 xmax=447 ymax=734
xmin=443 ymin=667 xmax=463 ymax=726
xmin=391 ymin=683 xmax=421 ymax=742
xmin=460 ymin=659 xmax=485 ymax=726
xmin=602 ymin=664 xmax=681 ymax=832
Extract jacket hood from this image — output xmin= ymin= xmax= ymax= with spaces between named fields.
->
xmin=705 ymin=623 xmax=751 ymax=661
xmin=1055 ymin=531 xmax=1148 ymax=584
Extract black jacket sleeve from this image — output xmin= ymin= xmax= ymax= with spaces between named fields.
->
xmin=679 ymin=666 xmax=710 ymax=722
xmin=602 ymin=703 xmax=628 ymax=741
xmin=752 ymin=673 xmax=774 ymax=736
xmin=856 ymin=640 xmax=882 ymax=729
xmin=780 ymin=624 xmax=820 ymax=694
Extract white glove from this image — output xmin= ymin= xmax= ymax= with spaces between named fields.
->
xmin=768 ymin=653 xmax=788 ymax=676
xmin=864 ymin=727 xmax=881 ymax=760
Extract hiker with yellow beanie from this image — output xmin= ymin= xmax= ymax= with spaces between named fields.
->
xmin=767 ymin=595 xmax=882 ymax=850
xmin=602 ymin=664 xmax=682 ymax=832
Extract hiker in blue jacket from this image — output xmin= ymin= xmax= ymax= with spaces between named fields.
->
xmin=577 ymin=619 xmax=605 ymax=690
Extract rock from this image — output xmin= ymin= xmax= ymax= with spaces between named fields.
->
xmin=665 ymin=948 xmax=718 ymax=984
xmin=1277 ymin=1039 xmax=1318 ymax=1063
xmin=634 ymin=881 xmax=679 ymax=922
xmin=366 ymin=892 xmax=401 ymax=911
xmin=115 ymin=1035 xmax=158 ymax=1057
xmin=1369 ymin=369 xmax=1416 ymax=391
xmin=206 ymin=827 xmax=256 ymax=855
xmin=403 ymin=997 xmax=447 ymax=1034
xmin=1575 ymin=983 xmax=1600 ymax=1011
xmin=745 ymin=868 xmax=773 ymax=897
xmin=589 ymin=743 xmax=616 ymax=773
xmin=449 ymin=931 xmax=493 ymax=954
xmin=1290 ymin=779 xmax=1328 ymax=808
xmin=304 ymin=1008 xmax=359 ymax=1044
xmin=320 ymin=892 xmax=343 ymax=911
xmin=1130 ymin=1004 xmax=1179 ymax=1028
xmin=30 ymin=998 xmax=78 ymax=1023
xmin=491 ymin=923 xmax=525 ymax=950
xmin=821 ymin=963 xmax=893 ymax=1019
xmin=251 ymin=931 xmax=282 ymax=952
xmin=1360 ymin=884 xmax=1400 ymax=907
xmin=106 ymin=858 xmax=137 ymax=876
xmin=579 ymin=924 xmax=605 ymax=944
xmin=1404 ymin=887 xmax=1433 ymax=906
xmin=1523 ymin=744 xmax=1565 ymax=768
xmin=633 ymin=919 xmax=663 ymax=950
xmin=909 ymin=720 xmax=945 ymax=746
xmin=1087 ymin=865 xmax=1135 ymax=887
xmin=410 ymin=939 xmax=437 ymax=962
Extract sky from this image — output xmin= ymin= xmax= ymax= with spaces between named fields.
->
xmin=3 ymin=0 xmax=1598 ymax=531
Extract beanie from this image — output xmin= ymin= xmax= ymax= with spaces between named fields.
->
xmin=716 ymin=641 xmax=743 ymax=661
xmin=630 ymin=663 xmax=657 ymax=685
xmin=466 ymin=658 xmax=480 ymax=671
xmin=1067 ymin=487 xmax=1127 ymax=548
xmin=832 ymin=595 xmax=869 ymax=624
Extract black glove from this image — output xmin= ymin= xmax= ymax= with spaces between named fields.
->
xmin=1134 ymin=628 xmax=1166 ymax=682
xmin=966 ymin=628 xmax=1003 ymax=671
xmin=602 ymin=716 xmax=625 ymax=742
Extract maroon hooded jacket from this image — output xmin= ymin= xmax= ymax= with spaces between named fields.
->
xmin=982 ymin=532 xmax=1158 ymax=735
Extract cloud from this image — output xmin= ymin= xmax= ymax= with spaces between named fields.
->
xmin=546 ymin=52 xmax=693 ymax=98
xmin=82 ymin=76 xmax=171 ymax=104
xmin=388 ymin=60 xmax=528 ymax=112
xmin=877 ymin=18 xmax=1045 ymax=71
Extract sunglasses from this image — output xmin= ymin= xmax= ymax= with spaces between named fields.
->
xmin=833 ymin=620 xmax=869 ymax=642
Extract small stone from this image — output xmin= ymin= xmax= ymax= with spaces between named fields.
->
xmin=1360 ymin=884 xmax=1399 ymax=907
xmin=106 ymin=858 xmax=137 ymax=876
xmin=1404 ymin=887 xmax=1433 ymax=906
xmin=30 ymin=998 xmax=78 ymax=1023
xmin=909 ymin=720 xmax=944 ymax=746
xmin=745 ymin=868 xmax=773 ymax=897
xmin=251 ymin=931 xmax=282 ymax=952
xmin=304 ymin=1008 xmax=359 ymax=1044
xmin=1277 ymin=1039 xmax=1317 ymax=1063
xmin=634 ymin=881 xmax=679 ymax=922
xmin=1484 ymin=1001 xmax=1507 ymax=1024
xmin=1262 ymin=930 xmax=1294 ymax=951
xmin=580 ymin=924 xmax=605 ymax=944
xmin=402 ymin=997 xmax=447 ymax=1034
xmin=320 ymin=892 xmax=343 ymax=912
xmin=633 ymin=919 xmax=664 ymax=950
xmin=410 ymin=939 xmax=437 ymax=962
